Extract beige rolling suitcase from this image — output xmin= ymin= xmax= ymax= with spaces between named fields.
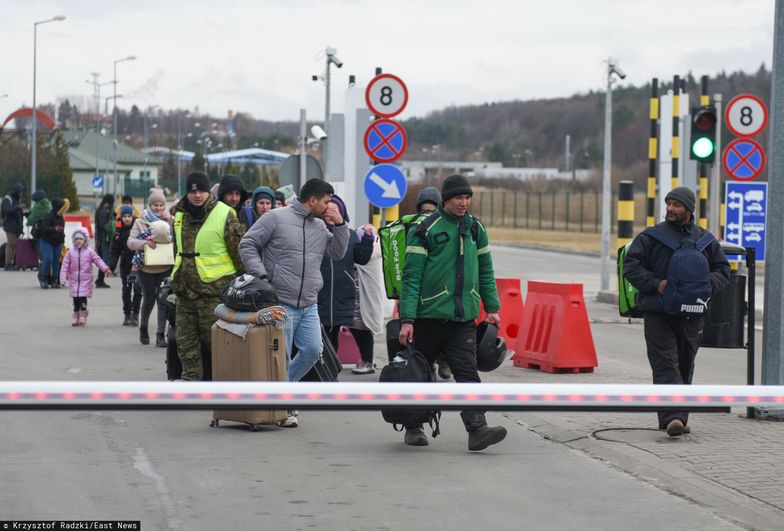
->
xmin=210 ymin=323 xmax=288 ymax=430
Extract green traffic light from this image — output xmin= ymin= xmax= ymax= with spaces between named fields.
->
xmin=692 ymin=137 xmax=715 ymax=159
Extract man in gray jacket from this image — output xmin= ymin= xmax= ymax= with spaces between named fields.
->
xmin=240 ymin=179 xmax=349 ymax=413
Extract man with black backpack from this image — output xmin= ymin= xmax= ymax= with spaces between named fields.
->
xmin=398 ymin=174 xmax=507 ymax=451
xmin=623 ymin=187 xmax=730 ymax=437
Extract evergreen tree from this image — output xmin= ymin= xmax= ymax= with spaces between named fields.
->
xmin=51 ymin=130 xmax=79 ymax=210
xmin=192 ymin=151 xmax=205 ymax=171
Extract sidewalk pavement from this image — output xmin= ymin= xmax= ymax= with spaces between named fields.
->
xmin=473 ymin=297 xmax=784 ymax=530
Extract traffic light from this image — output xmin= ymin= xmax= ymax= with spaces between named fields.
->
xmin=689 ymin=106 xmax=718 ymax=162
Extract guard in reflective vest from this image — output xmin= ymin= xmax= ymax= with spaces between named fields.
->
xmin=171 ymin=172 xmax=245 ymax=381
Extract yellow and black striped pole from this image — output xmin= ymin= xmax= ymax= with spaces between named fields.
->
xmin=617 ymin=181 xmax=634 ymax=249
xmin=671 ymin=75 xmax=680 ymax=190
xmin=698 ymin=75 xmax=710 ymax=229
xmin=647 ymin=78 xmax=658 ymax=227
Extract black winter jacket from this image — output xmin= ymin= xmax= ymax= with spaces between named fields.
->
xmin=317 ymin=231 xmax=373 ymax=327
xmin=623 ymin=218 xmax=730 ymax=314
xmin=108 ymin=222 xmax=135 ymax=274
xmin=2 ymin=193 xmax=24 ymax=234
xmin=37 ymin=212 xmax=66 ymax=246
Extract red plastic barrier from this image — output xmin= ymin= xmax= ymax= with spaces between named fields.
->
xmin=478 ymin=278 xmax=524 ymax=354
xmin=336 ymin=326 xmax=361 ymax=365
xmin=512 ymin=281 xmax=597 ymax=373
xmin=64 ymin=214 xmax=93 ymax=238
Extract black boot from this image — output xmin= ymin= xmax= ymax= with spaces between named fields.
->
xmin=461 ymin=410 xmax=508 ymax=451
xmin=130 ymin=312 xmax=139 ymax=326
xmin=139 ymin=327 xmax=150 ymax=345
xmin=155 ymin=332 xmax=167 ymax=348
xmin=404 ymin=426 xmax=428 ymax=446
xmin=39 ymin=277 xmax=49 ymax=289
xmin=122 ymin=313 xmax=131 ymax=326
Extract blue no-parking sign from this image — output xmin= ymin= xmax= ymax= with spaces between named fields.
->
xmin=363 ymin=164 xmax=407 ymax=209
xmin=364 ymin=119 xmax=407 ymax=163
xmin=724 ymin=181 xmax=767 ymax=261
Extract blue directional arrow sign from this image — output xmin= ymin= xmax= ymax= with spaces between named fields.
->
xmin=724 ymin=181 xmax=767 ymax=261
xmin=92 ymin=175 xmax=104 ymax=189
xmin=363 ymin=164 xmax=407 ymax=208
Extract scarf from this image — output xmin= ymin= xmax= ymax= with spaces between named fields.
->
xmin=143 ymin=208 xmax=162 ymax=223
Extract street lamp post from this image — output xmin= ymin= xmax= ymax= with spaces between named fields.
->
xmin=105 ymin=94 xmax=122 ymax=194
xmin=31 ymin=15 xmax=66 ymax=195
xmin=177 ymin=110 xmax=189 ymax=196
xmin=312 ymin=47 xmax=343 ymax=179
xmin=599 ymin=58 xmax=627 ymax=297
xmin=87 ymin=75 xmax=113 ymax=191
xmin=143 ymin=105 xmax=159 ymax=185
xmin=112 ymin=55 xmax=136 ymax=195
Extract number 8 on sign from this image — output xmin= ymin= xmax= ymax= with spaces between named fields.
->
xmin=366 ymin=73 xmax=409 ymax=118
xmin=725 ymin=94 xmax=768 ymax=138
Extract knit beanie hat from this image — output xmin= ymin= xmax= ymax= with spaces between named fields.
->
xmin=32 ymin=189 xmax=46 ymax=201
xmin=665 ymin=186 xmax=696 ymax=213
xmin=274 ymin=191 xmax=286 ymax=205
xmin=51 ymin=197 xmax=65 ymax=214
xmin=252 ymin=186 xmax=275 ymax=206
xmin=330 ymin=194 xmax=349 ymax=223
xmin=122 ymin=195 xmax=132 ymax=204
xmin=148 ymin=187 xmax=166 ymax=206
xmin=186 ymin=172 xmax=211 ymax=193
xmin=441 ymin=174 xmax=473 ymax=202
xmin=120 ymin=205 xmax=134 ymax=217
xmin=416 ymin=186 xmax=442 ymax=211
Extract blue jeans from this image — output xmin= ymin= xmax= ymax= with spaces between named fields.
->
xmin=39 ymin=240 xmax=62 ymax=282
xmin=282 ymin=303 xmax=323 ymax=382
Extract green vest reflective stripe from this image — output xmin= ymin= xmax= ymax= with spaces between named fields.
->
xmin=172 ymin=201 xmax=237 ymax=283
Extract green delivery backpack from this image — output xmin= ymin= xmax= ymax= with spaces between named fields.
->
xmin=617 ymin=242 xmax=643 ymax=318
xmin=379 ymin=213 xmax=427 ymax=299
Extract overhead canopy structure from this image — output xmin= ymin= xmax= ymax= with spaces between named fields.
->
xmin=144 ymin=146 xmax=289 ymax=166
xmin=1 ymin=108 xmax=57 ymax=131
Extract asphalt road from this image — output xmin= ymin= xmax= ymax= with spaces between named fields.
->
xmin=0 ymin=245 xmax=760 ymax=530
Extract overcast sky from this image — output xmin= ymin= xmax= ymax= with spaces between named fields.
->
xmin=0 ymin=0 xmax=775 ymax=125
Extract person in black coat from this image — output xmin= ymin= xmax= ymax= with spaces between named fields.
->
xmin=35 ymin=197 xmax=69 ymax=289
xmin=317 ymin=195 xmax=374 ymax=352
xmin=109 ymin=205 xmax=142 ymax=326
xmin=623 ymin=187 xmax=730 ymax=437
xmin=94 ymin=193 xmax=115 ymax=288
xmin=2 ymin=182 xmax=26 ymax=271
xmin=217 ymin=174 xmax=253 ymax=231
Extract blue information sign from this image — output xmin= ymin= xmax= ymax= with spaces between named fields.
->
xmin=724 ymin=181 xmax=767 ymax=261
xmin=92 ymin=175 xmax=104 ymax=188
xmin=363 ymin=164 xmax=407 ymax=208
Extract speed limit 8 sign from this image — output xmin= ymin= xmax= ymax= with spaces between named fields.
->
xmin=725 ymin=93 xmax=768 ymax=138
xmin=365 ymin=73 xmax=408 ymax=118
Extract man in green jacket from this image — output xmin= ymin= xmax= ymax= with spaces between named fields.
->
xmin=398 ymin=174 xmax=507 ymax=451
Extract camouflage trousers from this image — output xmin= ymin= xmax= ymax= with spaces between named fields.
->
xmin=176 ymin=295 xmax=218 ymax=381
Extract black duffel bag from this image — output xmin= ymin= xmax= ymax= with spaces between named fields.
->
xmin=220 ymin=274 xmax=278 ymax=312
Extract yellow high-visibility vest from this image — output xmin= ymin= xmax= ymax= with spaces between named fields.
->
xmin=172 ymin=201 xmax=236 ymax=283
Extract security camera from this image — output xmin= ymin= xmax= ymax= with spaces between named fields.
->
xmin=610 ymin=65 xmax=626 ymax=80
xmin=311 ymin=125 xmax=327 ymax=141
xmin=326 ymin=47 xmax=343 ymax=68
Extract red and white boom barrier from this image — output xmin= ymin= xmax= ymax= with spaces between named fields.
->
xmin=0 ymin=382 xmax=782 ymax=411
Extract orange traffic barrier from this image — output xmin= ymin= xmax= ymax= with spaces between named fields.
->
xmin=478 ymin=278 xmax=524 ymax=354
xmin=64 ymin=214 xmax=93 ymax=238
xmin=512 ymin=281 xmax=597 ymax=373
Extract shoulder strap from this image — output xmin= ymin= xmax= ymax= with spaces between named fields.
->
xmin=694 ymin=230 xmax=716 ymax=252
xmin=471 ymin=217 xmax=481 ymax=242
xmin=642 ymin=225 xmax=680 ymax=250
xmin=414 ymin=212 xmax=440 ymax=250
xmin=243 ymin=206 xmax=253 ymax=223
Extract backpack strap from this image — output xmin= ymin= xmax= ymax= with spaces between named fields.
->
xmin=694 ymin=230 xmax=716 ymax=252
xmin=413 ymin=212 xmax=440 ymax=251
xmin=642 ymin=225 xmax=681 ymax=251
xmin=243 ymin=206 xmax=254 ymax=224
xmin=471 ymin=217 xmax=480 ymax=243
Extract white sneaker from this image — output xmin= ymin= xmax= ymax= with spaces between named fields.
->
xmin=352 ymin=361 xmax=375 ymax=375
xmin=277 ymin=412 xmax=298 ymax=428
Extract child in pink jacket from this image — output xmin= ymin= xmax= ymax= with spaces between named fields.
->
xmin=60 ymin=227 xmax=113 ymax=326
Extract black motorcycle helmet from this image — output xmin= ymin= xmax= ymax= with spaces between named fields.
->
xmin=476 ymin=321 xmax=509 ymax=372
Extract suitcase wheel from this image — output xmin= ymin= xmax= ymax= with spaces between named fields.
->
xmin=210 ymin=419 xmax=219 ymax=427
